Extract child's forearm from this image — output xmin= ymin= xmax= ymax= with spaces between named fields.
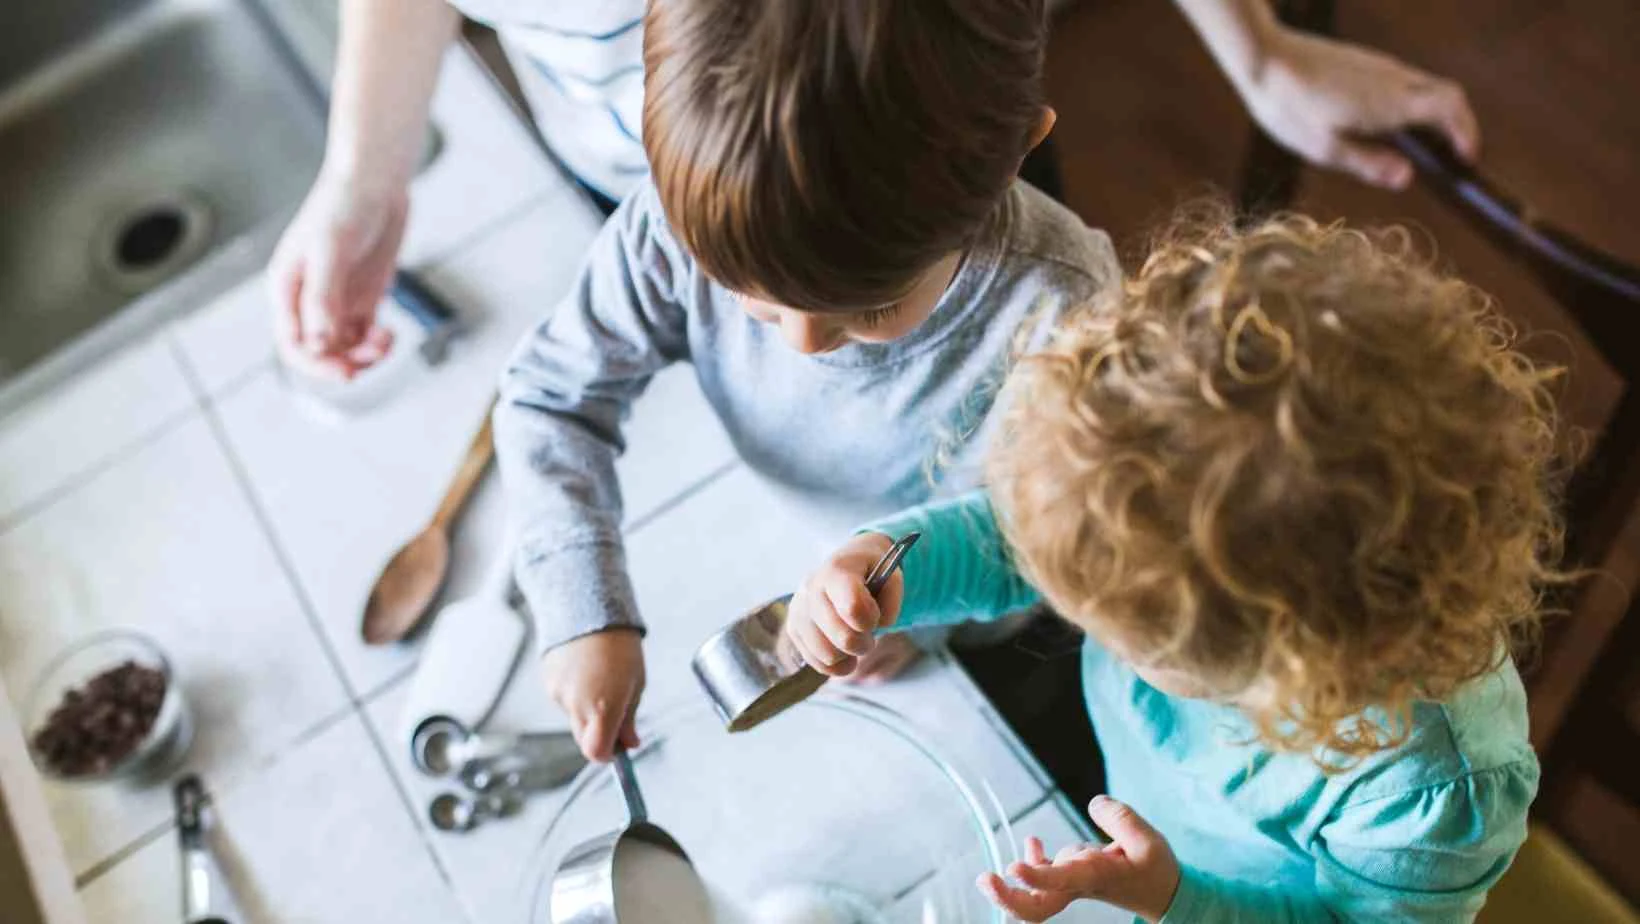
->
xmin=861 ymin=492 xmax=1041 ymax=631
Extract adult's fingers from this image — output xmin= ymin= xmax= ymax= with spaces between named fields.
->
xmin=299 ymin=236 xmax=374 ymax=355
xmin=271 ymin=252 xmax=305 ymax=346
xmin=1401 ymin=77 xmax=1480 ymax=161
xmin=272 ymin=263 xmax=354 ymax=381
xmin=340 ymin=324 xmax=395 ymax=368
xmin=1328 ymin=137 xmax=1414 ymax=190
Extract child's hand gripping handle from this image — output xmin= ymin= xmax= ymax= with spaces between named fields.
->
xmin=863 ymin=532 xmax=920 ymax=597
xmin=780 ymin=532 xmax=919 ymax=678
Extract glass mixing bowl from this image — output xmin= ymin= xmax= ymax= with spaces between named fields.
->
xmin=520 ymin=694 xmax=1009 ymax=923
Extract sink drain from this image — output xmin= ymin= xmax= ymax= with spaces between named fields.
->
xmin=117 ymin=208 xmax=188 ymax=270
xmin=94 ymin=193 xmax=214 ymax=295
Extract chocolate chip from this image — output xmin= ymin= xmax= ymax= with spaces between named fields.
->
xmin=31 ymin=661 xmax=168 ymax=778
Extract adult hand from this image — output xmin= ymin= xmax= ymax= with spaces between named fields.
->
xmin=540 ymin=628 xmax=646 ymax=762
xmin=978 ymin=795 xmax=1182 ymax=923
xmin=1244 ymin=27 xmax=1479 ymax=190
xmin=268 ymin=172 xmax=408 ymax=379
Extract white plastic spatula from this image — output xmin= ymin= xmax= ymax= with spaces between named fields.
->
xmin=398 ymin=554 xmax=528 ymax=746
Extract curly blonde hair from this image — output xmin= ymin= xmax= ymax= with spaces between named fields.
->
xmin=988 ymin=209 xmax=1566 ymax=763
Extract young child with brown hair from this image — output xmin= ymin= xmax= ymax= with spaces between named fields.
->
xmin=494 ymin=0 xmax=1120 ymax=762
xmin=787 ymin=212 xmax=1558 ymax=921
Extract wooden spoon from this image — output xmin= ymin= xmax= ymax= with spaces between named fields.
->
xmin=362 ymin=401 xmax=497 ymax=645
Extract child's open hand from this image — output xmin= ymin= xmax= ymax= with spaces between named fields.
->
xmin=784 ymin=532 xmax=905 ymax=678
xmin=979 ymin=796 xmax=1181 ymax=924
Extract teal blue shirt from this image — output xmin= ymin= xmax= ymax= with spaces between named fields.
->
xmin=866 ymin=492 xmax=1539 ymax=923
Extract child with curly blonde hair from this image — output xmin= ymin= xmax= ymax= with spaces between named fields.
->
xmin=785 ymin=212 xmax=1562 ymax=922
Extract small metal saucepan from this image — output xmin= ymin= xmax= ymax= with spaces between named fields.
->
xmin=691 ymin=533 xmax=919 ymax=732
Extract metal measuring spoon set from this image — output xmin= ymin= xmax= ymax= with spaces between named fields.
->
xmin=412 ymin=716 xmax=588 ymax=833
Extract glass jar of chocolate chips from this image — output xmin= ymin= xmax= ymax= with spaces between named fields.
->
xmin=24 ymin=630 xmax=193 ymax=784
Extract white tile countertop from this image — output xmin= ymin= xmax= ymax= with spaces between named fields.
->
xmin=0 ymin=43 xmax=1125 ymax=924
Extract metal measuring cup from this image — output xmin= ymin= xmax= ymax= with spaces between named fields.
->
xmin=692 ymin=532 xmax=920 ymax=732
xmin=548 ymin=750 xmax=707 ymax=923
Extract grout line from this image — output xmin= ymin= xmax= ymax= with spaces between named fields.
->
xmin=201 ymin=356 xmax=279 ymax=407
xmin=171 ymin=338 xmax=364 ymax=708
xmin=73 ymin=819 xmax=174 ymax=889
xmin=49 ymin=341 xmax=384 ymax=893
xmin=65 ymin=339 xmax=717 ymax=906
xmin=624 ymin=459 xmax=742 ymax=535
xmin=941 ymin=648 xmax=1059 ymax=796
xmin=43 ymin=181 xmax=565 ymax=913
xmin=413 ymin=188 xmax=561 ymax=275
xmin=881 ymin=790 xmax=1058 ymax=905
xmin=173 ymin=186 xmax=563 ymax=408
xmin=173 ymin=332 xmax=480 ymax=922
xmin=326 ymin=461 xmax=745 ymax=919
xmin=72 ymin=701 xmax=363 ymax=890
xmin=889 ymin=865 xmax=939 ymax=904
xmin=171 ymin=347 xmax=450 ymax=890
xmin=353 ymin=699 xmax=470 ymax=909
xmin=0 ymin=405 xmax=199 ymax=537
xmin=171 ymin=187 xmax=560 ymax=410
xmin=232 ymin=701 xmax=363 ymax=780
xmin=357 ymin=661 xmax=418 ymax=706
xmin=1009 ymin=790 xmax=1056 ymax=826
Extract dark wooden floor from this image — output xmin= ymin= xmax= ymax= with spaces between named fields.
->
xmin=1036 ymin=0 xmax=1640 ymax=901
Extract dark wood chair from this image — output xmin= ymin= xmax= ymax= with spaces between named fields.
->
xmin=1238 ymin=0 xmax=1640 ymax=903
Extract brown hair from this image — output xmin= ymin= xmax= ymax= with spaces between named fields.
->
xmin=988 ymin=208 xmax=1566 ymax=763
xmin=642 ymin=0 xmax=1046 ymax=312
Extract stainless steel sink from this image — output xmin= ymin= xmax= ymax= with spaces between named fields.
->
xmin=0 ymin=0 xmax=338 ymax=411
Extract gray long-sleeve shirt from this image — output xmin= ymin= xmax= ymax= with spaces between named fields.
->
xmin=495 ymin=180 xmax=1118 ymax=651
